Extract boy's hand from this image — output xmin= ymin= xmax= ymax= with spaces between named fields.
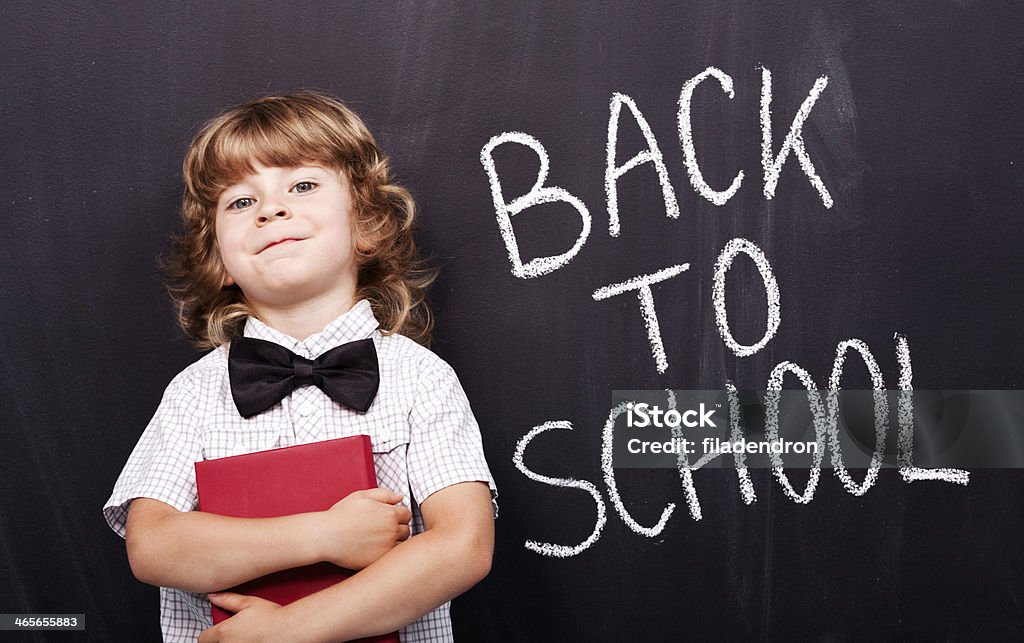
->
xmin=199 ymin=593 xmax=289 ymax=643
xmin=318 ymin=488 xmax=412 ymax=570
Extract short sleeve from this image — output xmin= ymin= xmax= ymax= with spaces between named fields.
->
xmin=102 ymin=371 xmax=204 ymax=539
xmin=406 ymin=359 xmax=498 ymax=518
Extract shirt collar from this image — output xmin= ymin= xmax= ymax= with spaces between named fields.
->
xmin=242 ymin=299 xmax=380 ymax=358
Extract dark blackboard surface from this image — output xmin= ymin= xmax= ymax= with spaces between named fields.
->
xmin=1 ymin=2 xmax=1022 ymax=641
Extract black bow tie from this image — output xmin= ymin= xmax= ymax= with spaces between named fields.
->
xmin=228 ymin=336 xmax=380 ymax=418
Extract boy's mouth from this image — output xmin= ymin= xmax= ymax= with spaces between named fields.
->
xmin=259 ymin=238 xmax=302 ymax=253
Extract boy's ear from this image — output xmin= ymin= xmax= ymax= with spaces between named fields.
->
xmin=221 ymin=272 xmax=235 ymax=288
xmin=354 ymin=232 xmax=375 ymax=254
xmin=352 ymin=219 xmax=377 ymax=255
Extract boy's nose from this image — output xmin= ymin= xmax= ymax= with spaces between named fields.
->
xmin=256 ymin=208 xmax=291 ymax=225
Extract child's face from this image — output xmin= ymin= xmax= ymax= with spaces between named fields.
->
xmin=214 ymin=163 xmax=358 ymax=311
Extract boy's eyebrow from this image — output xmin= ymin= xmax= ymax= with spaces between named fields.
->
xmin=218 ymin=182 xmax=251 ymax=202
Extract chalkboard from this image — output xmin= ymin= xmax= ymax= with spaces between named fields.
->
xmin=2 ymin=2 xmax=1022 ymax=641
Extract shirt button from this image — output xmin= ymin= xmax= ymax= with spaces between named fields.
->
xmin=298 ymin=401 xmax=316 ymax=417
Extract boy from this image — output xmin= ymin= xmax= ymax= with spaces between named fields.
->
xmin=103 ymin=91 xmax=498 ymax=642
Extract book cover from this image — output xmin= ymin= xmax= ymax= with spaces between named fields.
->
xmin=194 ymin=434 xmax=399 ymax=642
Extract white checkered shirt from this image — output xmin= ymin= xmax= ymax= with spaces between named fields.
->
xmin=103 ymin=299 xmax=498 ymax=642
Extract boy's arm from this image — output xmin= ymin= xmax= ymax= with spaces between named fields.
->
xmin=127 ymin=497 xmax=322 ymax=593
xmin=126 ymin=487 xmax=411 ymax=594
xmin=202 ymin=480 xmax=494 ymax=643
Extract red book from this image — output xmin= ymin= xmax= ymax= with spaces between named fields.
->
xmin=194 ymin=434 xmax=400 ymax=642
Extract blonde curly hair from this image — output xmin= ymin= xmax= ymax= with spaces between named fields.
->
xmin=162 ymin=90 xmax=436 ymax=349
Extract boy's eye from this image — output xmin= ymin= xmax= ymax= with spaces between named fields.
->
xmin=293 ymin=181 xmax=317 ymax=193
xmin=228 ymin=197 xmax=255 ymax=210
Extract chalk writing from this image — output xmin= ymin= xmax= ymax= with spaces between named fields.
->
xmin=482 ymin=66 xmax=968 ymax=557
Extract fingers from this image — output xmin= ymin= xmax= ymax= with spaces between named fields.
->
xmin=198 ymin=626 xmax=217 ymax=643
xmin=358 ymin=487 xmax=405 ymax=504
xmin=391 ymin=509 xmax=412 ymax=542
xmin=207 ymin=592 xmax=242 ymax=613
